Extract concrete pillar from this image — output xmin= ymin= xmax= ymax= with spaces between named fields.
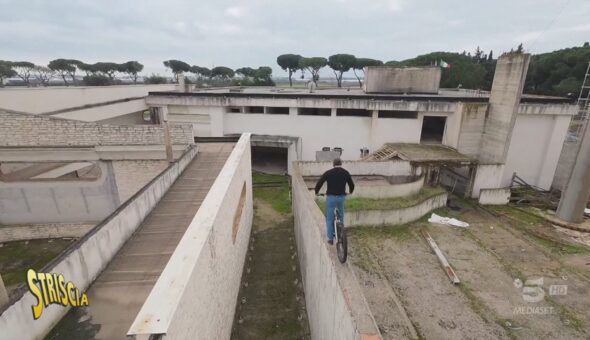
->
xmin=557 ymin=122 xmax=590 ymax=222
xmin=370 ymin=110 xmax=379 ymax=151
xmin=0 ymin=274 xmax=8 ymax=308
xmin=158 ymin=106 xmax=174 ymax=163
xmin=480 ymin=53 xmax=530 ymax=164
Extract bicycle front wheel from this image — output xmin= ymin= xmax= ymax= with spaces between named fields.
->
xmin=336 ymin=223 xmax=347 ymax=263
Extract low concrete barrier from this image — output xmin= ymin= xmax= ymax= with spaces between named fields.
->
xmin=298 ymin=159 xmax=415 ymax=177
xmin=292 ymin=162 xmax=382 ymax=340
xmin=128 ymin=134 xmax=253 ymax=339
xmin=0 ymin=146 xmax=198 ymax=340
xmin=0 ymin=224 xmax=94 ymax=243
xmin=352 ymin=176 xmax=424 ymax=199
xmin=345 ymin=192 xmax=448 ymax=227
xmin=479 ymin=188 xmax=510 ymax=205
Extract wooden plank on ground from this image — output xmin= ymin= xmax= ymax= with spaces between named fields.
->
xmin=421 ymin=229 xmax=461 ymax=284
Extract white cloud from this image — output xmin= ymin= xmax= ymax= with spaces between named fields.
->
xmin=225 ymin=6 xmax=246 ymax=18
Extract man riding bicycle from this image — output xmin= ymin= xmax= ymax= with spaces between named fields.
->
xmin=314 ymin=158 xmax=355 ymax=245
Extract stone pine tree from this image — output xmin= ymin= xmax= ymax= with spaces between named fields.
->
xmin=48 ymin=59 xmax=77 ymax=86
xmin=0 ymin=61 xmax=15 ymax=86
xmin=211 ymin=66 xmax=235 ymax=80
xmin=328 ymin=54 xmax=356 ymax=87
xmin=119 ymin=61 xmax=144 ymax=84
xmin=276 ymin=54 xmax=302 ymax=87
xmin=12 ymin=61 xmax=35 ymax=86
xmin=299 ymin=57 xmax=327 ymax=85
xmin=352 ymin=58 xmax=383 ymax=87
xmin=163 ymin=60 xmax=191 ymax=82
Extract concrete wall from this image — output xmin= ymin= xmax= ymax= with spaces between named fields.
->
xmin=50 ymin=99 xmax=148 ymax=123
xmin=0 ymin=162 xmax=120 ymax=224
xmin=503 ymin=114 xmax=571 ymax=190
xmin=472 ymin=164 xmax=505 ymax=198
xmin=0 ymin=84 xmax=176 ymax=114
xmin=111 ymin=160 xmax=169 ymax=202
xmin=0 ymin=146 xmax=198 ymax=340
xmin=0 ymin=224 xmax=94 ymax=243
xmin=364 ymin=66 xmax=441 ymax=94
xmin=345 ymin=192 xmax=448 ymax=226
xmin=478 ymin=188 xmax=511 ymax=205
xmin=291 ymin=162 xmax=382 ymax=340
xmin=351 ymin=176 xmax=424 ymax=199
xmin=297 ymin=160 xmax=415 ymax=177
xmin=0 ymin=111 xmax=193 ymax=147
xmin=128 ymin=134 xmax=253 ymax=340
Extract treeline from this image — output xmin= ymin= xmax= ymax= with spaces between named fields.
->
xmin=161 ymin=60 xmax=274 ymax=86
xmin=0 ymin=59 xmax=144 ymax=86
xmin=276 ymin=54 xmax=382 ymax=87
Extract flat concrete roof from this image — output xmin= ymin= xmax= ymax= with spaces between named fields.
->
xmin=149 ymin=86 xmax=572 ymax=104
xmin=48 ymin=143 xmax=234 ymax=340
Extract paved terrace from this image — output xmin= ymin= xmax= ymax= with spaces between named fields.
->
xmin=47 ymin=143 xmax=235 ymax=340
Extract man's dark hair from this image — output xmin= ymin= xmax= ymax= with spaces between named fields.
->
xmin=333 ymin=158 xmax=342 ymax=166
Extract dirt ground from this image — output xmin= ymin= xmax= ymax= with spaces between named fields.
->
xmin=349 ymin=200 xmax=590 ymax=340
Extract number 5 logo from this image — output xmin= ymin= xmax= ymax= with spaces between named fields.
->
xmin=522 ymin=278 xmax=545 ymax=303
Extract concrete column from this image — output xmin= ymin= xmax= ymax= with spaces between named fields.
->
xmin=370 ymin=110 xmax=379 ymax=151
xmin=158 ymin=106 xmax=174 ymax=163
xmin=289 ymin=107 xmax=297 ymax=117
xmin=480 ymin=53 xmax=530 ymax=164
xmin=557 ymin=121 xmax=590 ymax=222
xmin=0 ymin=274 xmax=8 ymax=308
xmin=330 ymin=107 xmax=337 ymax=117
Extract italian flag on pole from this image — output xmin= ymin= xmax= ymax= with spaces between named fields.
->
xmin=440 ymin=60 xmax=451 ymax=69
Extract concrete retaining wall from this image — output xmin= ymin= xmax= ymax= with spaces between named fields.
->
xmin=479 ymin=188 xmax=511 ymax=205
xmin=364 ymin=66 xmax=441 ymax=94
xmin=0 ymin=162 xmax=121 ymax=224
xmin=291 ymin=162 xmax=382 ymax=340
xmin=345 ymin=192 xmax=448 ymax=227
xmin=352 ymin=176 xmax=424 ymax=199
xmin=128 ymin=134 xmax=253 ymax=339
xmin=0 ymin=224 xmax=94 ymax=243
xmin=298 ymin=160 xmax=415 ymax=177
xmin=0 ymin=146 xmax=198 ymax=340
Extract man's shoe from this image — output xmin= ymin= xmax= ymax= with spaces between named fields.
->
xmin=327 ymin=239 xmax=334 ymax=245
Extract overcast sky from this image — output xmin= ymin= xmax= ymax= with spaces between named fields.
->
xmin=1 ymin=0 xmax=589 ymax=77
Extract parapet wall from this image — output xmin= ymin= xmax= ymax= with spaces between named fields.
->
xmin=364 ymin=66 xmax=441 ymax=94
xmin=0 ymin=146 xmax=198 ymax=340
xmin=0 ymin=111 xmax=193 ymax=147
xmin=0 ymin=84 xmax=177 ymax=114
xmin=292 ymin=162 xmax=382 ymax=340
xmin=128 ymin=134 xmax=253 ymax=339
xmin=297 ymin=159 xmax=415 ymax=177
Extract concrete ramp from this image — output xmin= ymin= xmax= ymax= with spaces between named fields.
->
xmin=46 ymin=143 xmax=234 ymax=339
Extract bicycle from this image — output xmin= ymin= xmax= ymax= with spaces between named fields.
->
xmin=317 ymin=193 xmax=348 ymax=263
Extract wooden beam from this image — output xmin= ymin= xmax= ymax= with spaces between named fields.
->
xmin=421 ymin=229 xmax=460 ymax=284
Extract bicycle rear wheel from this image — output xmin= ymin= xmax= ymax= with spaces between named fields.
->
xmin=336 ymin=222 xmax=347 ymax=263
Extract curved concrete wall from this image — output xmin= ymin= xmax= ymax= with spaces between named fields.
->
xmin=298 ymin=160 xmax=415 ymax=177
xmin=0 ymin=146 xmax=197 ymax=340
xmin=292 ymin=163 xmax=382 ymax=340
xmin=128 ymin=134 xmax=253 ymax=339
xmin=351 ymin=176 xmax=424 ymax=199
xmin=345 ymin=192 xmax=448 ymax=227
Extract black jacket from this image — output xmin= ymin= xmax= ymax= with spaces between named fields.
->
xmin=314 ymin=167 xmax=355 ymax=195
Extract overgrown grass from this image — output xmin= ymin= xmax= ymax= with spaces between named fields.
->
xmin=488 ymin=205 xmax=544 ymax=225
xmin=0 ymin=238 xmax=74 ymax=287
xmin=252 ymin=172 xmax=291 ymax=214
xmin=349 ymin=223 xmax=416 ymax=241
xmin=317 ymin=186 xmax=446 ymax=212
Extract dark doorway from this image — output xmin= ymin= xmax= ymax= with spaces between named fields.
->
xmin=421 ymin=116 xmax=446 ymax=144
xmin=251 ymin=146 xmax=288 ymax=174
